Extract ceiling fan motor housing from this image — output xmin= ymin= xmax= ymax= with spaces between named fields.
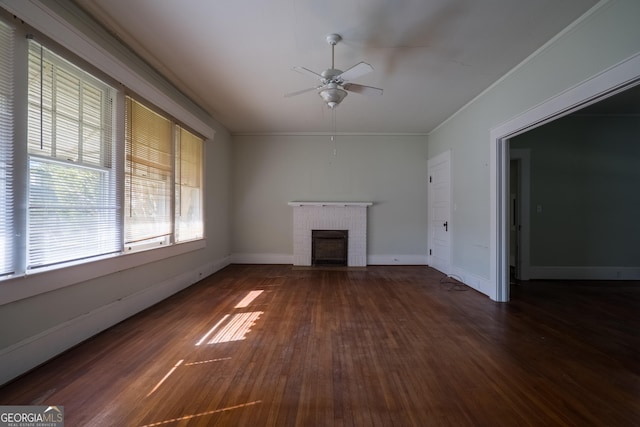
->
xmin=321 ymin=68 xmax=344 ymax=84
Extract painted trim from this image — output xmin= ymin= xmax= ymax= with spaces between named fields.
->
xmin=233 ymin=132 xmax=429 ymax=137
xmin=490 ymin=52 xmax=640 ymax=302
xmin=0 ymin=240 xmax=207 ymax=306
xmin=288 ymin=202 xmax=373 ymax=207
xmin=429 ymin=1 xmax=610 ymax=136
xmin=0 ymin=256 xmax=231 ymax=386
xmin=230 ymin=253 xmax=294 ymax=265
xmin=448 ymin=265 xmax=492 ymax=296
xmin=368 ymin=255 xmax=428 ymax=265
xmin=0 ymin=0 xmax=215 ymax=306
xmin=0 ymin=0 xmax=215 ymax=139
xmin=528 ymin=266 xmax=640 ymax=281
xmin=229 ymin=253 xmax=430 ymax=266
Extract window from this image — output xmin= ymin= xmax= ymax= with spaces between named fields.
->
xmin=176 ymin=126 xmax=203 ymax=242
xmin=27 ymin=40 xmax=120 ymax=269
xmin=0 ymin=20 xmax=14 ymax=277
xmin=0 ymin=15 xmax=206 ymax=285
xmin=125 ymin=97 xmax=172 ymax=249
xmin=125 ymin=97 xmax=204 ymax=251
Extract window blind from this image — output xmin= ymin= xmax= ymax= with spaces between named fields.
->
xmin=27 ymin=40 xmax=120 ymax=269
xmin=125 ymin=96 xmax=173 ymax=247
xmin=175 ymin=126 xmax=203 ymax=242
xmin=0 ymin=20 xmax=14 ymax=276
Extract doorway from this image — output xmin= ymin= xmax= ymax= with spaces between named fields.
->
xmin=490 ymin=54 xmax=640 ymax=302
xmin=509 ymin=149 xmax=530 ymax=282
xmin=427 ymin=150 xmax=451 ymax=275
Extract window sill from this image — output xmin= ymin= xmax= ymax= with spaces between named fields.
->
xmin=0 ymin=239 xmax=206 ymax=306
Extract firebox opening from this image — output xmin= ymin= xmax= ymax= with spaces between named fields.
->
xmin=312 ymin=230 xmax=348 ymax=266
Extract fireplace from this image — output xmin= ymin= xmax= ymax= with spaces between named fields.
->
xmin=288 ymin=202 xmax=372 ymax=267
xmin=312 ymin=230 xmax=348 ymax=266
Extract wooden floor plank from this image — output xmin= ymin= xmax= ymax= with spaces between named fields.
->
xmin=1 ymin=265 xmax=639 ymax=426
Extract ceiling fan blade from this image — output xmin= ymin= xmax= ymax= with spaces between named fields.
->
xmin=337 ymin=62 xmax=374 ymax=82
xmin=284 ymin=86 xmax=320 ymax=98
xmin=293 ymin=66 xmax=322 ymax=80
xmin=343 ymin=83 xmax=383 ymax=96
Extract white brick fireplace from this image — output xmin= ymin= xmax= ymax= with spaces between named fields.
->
xmin=288 ymin=202 xmax=372 ymax=267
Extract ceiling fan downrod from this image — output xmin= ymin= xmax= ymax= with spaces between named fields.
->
xmin=326 ymin=33 xmax=341 ymax=70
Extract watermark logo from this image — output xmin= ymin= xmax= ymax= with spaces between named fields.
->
xmin=0 ymin=406 xmax=64 ymax=427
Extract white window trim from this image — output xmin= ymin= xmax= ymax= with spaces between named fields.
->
xmin=0 ymin=239 xmax=206 ymax=305
xmin=0 ymin=1 xmax=213 ymax=304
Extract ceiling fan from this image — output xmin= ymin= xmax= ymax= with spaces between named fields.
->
xmin=285 ymin=34 xmax=383 ymax=109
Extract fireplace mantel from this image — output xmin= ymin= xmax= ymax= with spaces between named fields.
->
xmin=289 ymin=202 xmax=372 ymax=266
xmin=288 ymin=201 xmax=373 ymax=207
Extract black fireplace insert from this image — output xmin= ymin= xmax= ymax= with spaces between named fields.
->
xmin=311 ymin=230 xmax=348 ymax=266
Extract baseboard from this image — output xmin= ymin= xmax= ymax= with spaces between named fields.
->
xmin=230 ymin=253 xmax=293 ymax=264
xmin=447 ymin=265 xmax=492 ymax=297
xmin=0 ymin=256 xmax=231 ymax=386
xmin=230 ymin=253 xmax=429 ymax=266
xmin=528 ymin=266 xmax=640 ymax=280
xmin=367 ymin=254 xmax=428 ymax=265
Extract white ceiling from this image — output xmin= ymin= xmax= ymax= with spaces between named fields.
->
xmin=74 ymin=0 xmax=598 ymax=135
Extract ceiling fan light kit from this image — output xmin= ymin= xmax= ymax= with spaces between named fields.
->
xmin=286 ymin=33 xmax=383 ymax=109
xmin=320 ymin=83 xmax=348 ymax=109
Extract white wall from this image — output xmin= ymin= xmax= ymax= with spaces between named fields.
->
xmin=427 ymin=0 xmax=640 ymax=290
xmin=231 ymin=134 xmax=429 ymax=265
xmin=0 ymin=0 xmax=233 ymax=385
xmin=4 ymin=0 xmax=640 ymax=385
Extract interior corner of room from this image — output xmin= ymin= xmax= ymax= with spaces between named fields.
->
xmin=0 ymin=0 xmax=639 ymax=390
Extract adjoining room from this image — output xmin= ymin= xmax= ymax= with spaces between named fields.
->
xmin=1 ymin=0 xmax=639 ymax=425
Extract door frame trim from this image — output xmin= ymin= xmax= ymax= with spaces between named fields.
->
xmin=489 ymin=52 xmax=640 ymax=302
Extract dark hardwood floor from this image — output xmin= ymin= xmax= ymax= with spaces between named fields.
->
xmin=1 ymin=265 xmax=638 ymax=426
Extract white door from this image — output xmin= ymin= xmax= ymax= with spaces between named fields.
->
xmin=428 ymin=151 xmax=451 ymax=275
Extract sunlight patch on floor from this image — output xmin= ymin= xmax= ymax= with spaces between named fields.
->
xmin=207 ymin=311 xmax=263 ymax=344
xmin=184 ymin=357 xmax=232 ymax=366
xmin=146 ymin=359 xmax=183 ymax=397
xmin=139 ymin=400 xmax=262 ymax=427
xmin=235 ymin=290 xmax=264 ymax=308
